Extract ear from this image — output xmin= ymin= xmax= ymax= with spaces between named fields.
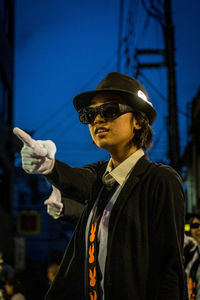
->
xmin=133 ymin=118 xmax=141 ymax=130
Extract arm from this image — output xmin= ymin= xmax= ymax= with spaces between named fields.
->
xmin=44 ymin=185 xmax=84 ymax=225
xmin=13 ymin=127 xmax=105 ymax=203
xmin=61 ymin=196 xmax=85 ymax=224
xmin=150 ymin=165 xmax=185 ymax=300
xmin=45 ymin=159 xmax=106 ymax=202
xmin=44 ymin=159 xmax=106 ymax=223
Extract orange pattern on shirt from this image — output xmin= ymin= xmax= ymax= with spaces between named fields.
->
xmin=188 ymin=278 xmax=196 ymax=300
xmin=89 ymin=243 xmax=95 ymax=263
xmin=89 ymin=290 xmax=97 ymax=300
xmin=90 ymin=222 xmax=97 ymax=242
xmin=89 ymin=267 xmax=96 ymax=287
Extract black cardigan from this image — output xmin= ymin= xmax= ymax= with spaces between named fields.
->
xmin=44 ymin=154 xmax=186 ymax=300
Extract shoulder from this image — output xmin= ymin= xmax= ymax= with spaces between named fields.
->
xmin=137 ymin=155 xmax=182 ymax=183
xmin=11 ymin=293 xmax=25 ymax=300
xmin=148 ymin=160 xmax=182 ymax=183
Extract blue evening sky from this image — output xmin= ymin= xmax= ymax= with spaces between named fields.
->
xmin=14 ymin=0 xmax=200 ymax=167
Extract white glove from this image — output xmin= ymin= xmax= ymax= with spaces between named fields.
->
xmin=44 ymin=185 xmax=63 ymax=218
xmin=184 ymin=233 xmax=198 ymax=249
xmin=13 ymin=127 xmax=56 ymax=175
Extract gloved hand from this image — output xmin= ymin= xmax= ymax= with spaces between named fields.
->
xmin=44 ymin=185 xmax=63 ymax=218
xmin=13 ymin=127 xmax=56 ymax=174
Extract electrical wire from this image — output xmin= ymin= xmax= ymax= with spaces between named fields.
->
xmin=31 ymin=50 xmax=118 ymax=139
xmin=140 ymin=72 xmax=190 ymax=118
xmin=46 ymin=59 xmax=118 ymax=142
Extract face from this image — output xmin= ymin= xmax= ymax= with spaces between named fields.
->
xmin=47 ymin=270 xmax=55 ymax=282
xmin=191 ymin=217 xmax=200 ymax=245
xmin=5 ymin=283 xmax=13 ymax=295
xmin=88 ymin=94 xmax=140 ymax=155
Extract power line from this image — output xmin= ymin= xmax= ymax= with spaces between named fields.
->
xmin=35 ymin=58 xmax=118 ymax=140
xmin=140 ymin=72 xmax=190 ymax=118
xmin=139 ymin=72 xmax=166 ymax=102
xmin=32 ymin=100 xmax=73 ymax=137
xmin=32 ymin=50 xmax=118 ymax=138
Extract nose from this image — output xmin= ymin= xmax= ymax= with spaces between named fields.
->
xmin=93 ymin=112 xmax=105 ymax=124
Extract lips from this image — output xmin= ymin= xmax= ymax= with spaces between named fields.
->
xmin=94 ymin=127 xmax=109 ymax=135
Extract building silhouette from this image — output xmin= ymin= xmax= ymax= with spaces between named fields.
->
xmin=183 ymin=90 xmax=200 ymax=212
xmin=0 ymin=0 xmax=15 ymax=263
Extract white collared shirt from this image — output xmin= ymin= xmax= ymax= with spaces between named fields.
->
xmin=102 ymin=148 xmax=145 ymax=186
xmin=85 ymin=148 xmax=144 ymax=299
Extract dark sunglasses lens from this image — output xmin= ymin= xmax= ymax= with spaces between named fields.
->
xmin=79 ymin=108 xmax=96 ymax=124
xmin=79 ymin=102 xmax=120 ymax=124
xmin=101 ymin=103 xmax=119 ymax=119
xmin=191 ymin=223 xmax=200 ymax=229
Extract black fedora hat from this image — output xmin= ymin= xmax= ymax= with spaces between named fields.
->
xmin=73 ymin=72 xmax=157 ymax=125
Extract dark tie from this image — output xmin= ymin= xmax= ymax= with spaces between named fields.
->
xmin=87 ymin=181 xmax=118 ymax=300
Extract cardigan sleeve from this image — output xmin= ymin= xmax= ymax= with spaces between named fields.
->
xmin=45 ymin=160 xmax=106 ymax=203
xmin=149 ymin=165 xmax=186 ymax=300
xmin=59 ymin=196 xmax=85 ymax=225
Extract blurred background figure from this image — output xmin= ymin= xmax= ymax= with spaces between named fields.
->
xmin=0 ymin=253 xmax=14 ymax=289
xmin=184 ymin=213 xmax=200 ymax=299
xmin=4 ymin=278 xmax=26 ymax=300
xmin=189 ymin=214 xmax=200 ymax=246
xmin=47 ymin=264 xmax=59 ymax=285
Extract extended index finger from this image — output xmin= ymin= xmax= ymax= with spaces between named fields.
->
xmin=13 ymin=127 xmax=35 ymax=147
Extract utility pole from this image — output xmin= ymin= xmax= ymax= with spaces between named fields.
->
xmin=0 ymin=0 xmax=15 ymax=263
xmin=135 ymin=0 xmax=180 ymax=172
xmin=117 ymin=0 xmax=124 ymax=72
xmin=163 ymin=0 xmax=180 ymax=172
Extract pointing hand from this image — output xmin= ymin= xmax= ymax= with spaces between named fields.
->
xmin=13 ymin=127 xmax=56 ymax=174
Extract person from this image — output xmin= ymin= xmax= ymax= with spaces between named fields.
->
xmin=0 ymin=254 xmax=15 ymax=289
xmin=184 ymin=213 xmax=200 ymax=299
xmin=4 ymin=278 xmax=25 ymax=300
xmin=47 ymin=264 xmax=60 ymax=285
xmin=14 ymin=72 xmax=186 ymax=300
xmin=188 ymin=213 xmax=200 ymax=246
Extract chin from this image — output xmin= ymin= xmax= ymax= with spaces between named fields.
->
xmin=95 ymin=141 xmax=110 ymax=150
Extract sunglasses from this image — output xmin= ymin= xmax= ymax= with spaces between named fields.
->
xmin=191 ymin=223 xmax=200 ymax=229
xmin=78 ymin=102 xmax=133 ymax=124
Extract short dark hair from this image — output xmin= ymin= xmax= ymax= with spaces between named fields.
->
xmin=48 ymin=263 xmax=60 ymax=276
xmin=5 ymin=278 xmax=25 ymax=294
xmin=132 ymin=111 xmax=153 ymax=150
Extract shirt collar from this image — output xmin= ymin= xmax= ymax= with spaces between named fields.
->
xmin=102 ymin=149 xmax=144 ymax=186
